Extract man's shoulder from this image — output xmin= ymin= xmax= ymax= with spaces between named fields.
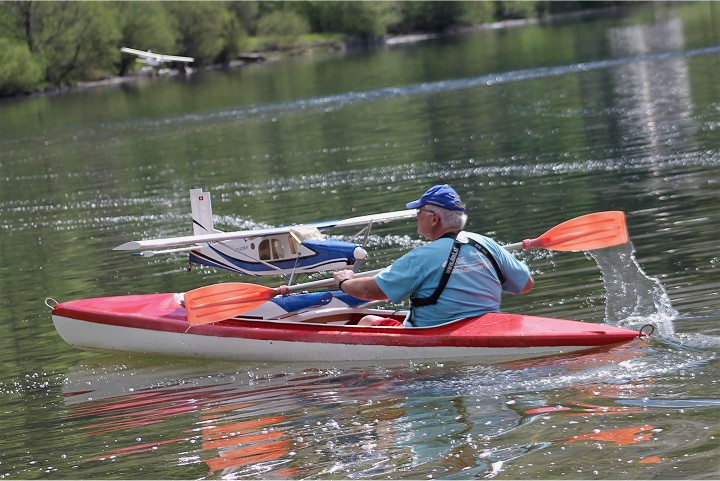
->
xmin=400 ymin=237 xmax=453 ymax=264
xmin=459 ymin=231 xmax=493 ymax=246
xmin=419 ymin=236 xmax=455 ymax=252
xmin=459 ymin=232 xmax=511 ymax=256
xmin=460 ymin=231 xmax=484 ymax=240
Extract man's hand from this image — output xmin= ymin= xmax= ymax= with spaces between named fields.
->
xmin=333 ymin=269 xmax=355 ymax=286
xmin=272 ymin=285 xmax=291 ymax=296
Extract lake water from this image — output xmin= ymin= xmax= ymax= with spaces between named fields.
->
xmin=1 ymin=3 xmax=719 ymax=479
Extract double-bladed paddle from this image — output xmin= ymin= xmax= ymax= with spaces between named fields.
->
xmin=185 ymin=210 xmax=628 ymax=325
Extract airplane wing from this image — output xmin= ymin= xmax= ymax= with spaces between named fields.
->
xmin=114 ymin=226 xmax=298 ymax=251
xmin=113 ymin=209 xmax=415 ymax=252
xmin=121 ymin=47 xmax=159 ymax=59
xmin=158 ymin=54 xmax=194 ymax=63
xmin=121 ymin=47 xmax=194 ymax=63
xmin=311 ymin=209 xmax=415 ymax=230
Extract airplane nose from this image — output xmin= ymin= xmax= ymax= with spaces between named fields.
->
xmin=353 ymin=246 xmax=367 ymax=260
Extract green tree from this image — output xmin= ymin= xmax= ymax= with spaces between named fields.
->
xmin=7 ymin=2 xmax=121 ymax=85
xmin=217 ymin=8 xmax=246 ymax=64
xmin=256 ymin=10 xmax=310 ymax=49
xmin=228 ymin=1 xmax=260 ymax=36
xmin=311 ymin=1 xmax=398 ymax=39
xmin=392 ymin=1 xmax=468 ymax=33
xmin=0 ymin=1 xmax=41 ymax=48
xmin=494 ymin=1 xmax=539 ymax=20
xmin=0 ymin=38 xmax=43 ymax=96
xmin=536 ymin=1 xmax=630 ymax=16
xmin=458 ymin=1 xmax=496 ymax=26
xmin=164 ymin=1 xmax=239 ymax=66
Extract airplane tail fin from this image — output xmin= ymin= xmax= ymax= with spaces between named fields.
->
xmin=190 ymin=188 xmax=217 ymax=235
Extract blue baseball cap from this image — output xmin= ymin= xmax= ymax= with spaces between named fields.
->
xmin=406 ymin=184 xmax=465 ymax=212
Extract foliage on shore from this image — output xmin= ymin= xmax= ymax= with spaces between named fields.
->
xmin=0 ymin=1 xmax=629 ymax=98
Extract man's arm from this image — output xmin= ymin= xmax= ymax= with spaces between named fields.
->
xmin=334 ymin=269 xmax=389 ymax=301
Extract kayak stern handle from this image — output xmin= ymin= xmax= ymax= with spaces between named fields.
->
xmin=639 ymin=324 xmax=655 ymax=338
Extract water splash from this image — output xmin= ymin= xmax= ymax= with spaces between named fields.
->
xmin=588 ymin=242 xmax=677 ymax=336
xmin=588 ymin=245 xmax=720 ymax=349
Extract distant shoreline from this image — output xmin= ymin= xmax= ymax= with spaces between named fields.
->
xmin=62 ymin=21 xmax=542 ymax=95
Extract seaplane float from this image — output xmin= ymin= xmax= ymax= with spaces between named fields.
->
xmin=49 ymin=199 xmax=652 ymax=363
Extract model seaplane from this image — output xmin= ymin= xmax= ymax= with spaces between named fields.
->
xmin=114 ymin=189 xmax=415 ymax=282
xmin=120 ymin=47 xmax=194 ymax=74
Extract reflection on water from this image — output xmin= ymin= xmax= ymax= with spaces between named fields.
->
xmin=608 ymin=15 xmax=696 ymax=155
xmin=62 ymin=361 xmax=413 ymax=478
xmin=58 ymin=326 xmax=716 ymax=479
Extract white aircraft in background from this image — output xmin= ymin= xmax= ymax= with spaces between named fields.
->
xmin=120 ymin=47 xmax=194 ymax=74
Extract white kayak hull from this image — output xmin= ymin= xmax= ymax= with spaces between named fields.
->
xmin=50 ymin=292 xmax=645 ymax=363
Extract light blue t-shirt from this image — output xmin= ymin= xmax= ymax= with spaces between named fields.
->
xmin=375 ymin=232 xmax=531 ymax=327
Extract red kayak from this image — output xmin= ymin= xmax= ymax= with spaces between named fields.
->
xmin=49 ymin=291 xmax=647 ymax=362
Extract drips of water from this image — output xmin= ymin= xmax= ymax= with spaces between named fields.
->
xmin=589 ymin=242 xmax=678 ymax=332
xmin=590 ymin=243 xmax=720 ymax=351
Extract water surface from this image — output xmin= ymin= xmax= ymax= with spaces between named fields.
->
xmin=0 ymin=3 xmax=718 ymax=479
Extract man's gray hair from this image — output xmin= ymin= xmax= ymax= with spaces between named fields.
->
xmin=432 ymin=207 xmax=467 ymax=230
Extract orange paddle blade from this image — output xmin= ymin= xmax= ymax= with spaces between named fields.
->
xmin=523 ymin=211 xmax=628 ymax=252
xmin=184 ymin=282 xmax=277 ymax=325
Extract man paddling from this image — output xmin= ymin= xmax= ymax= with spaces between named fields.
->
xmin=332 ymin=184 xmax=534 ymax=327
